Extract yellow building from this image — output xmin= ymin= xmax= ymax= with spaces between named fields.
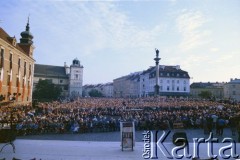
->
xmin=0 ymin=20 xmax=35 ymax=105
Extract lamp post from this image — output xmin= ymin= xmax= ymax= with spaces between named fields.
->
xmin=154 ymin=49 xmax=161 ymax=96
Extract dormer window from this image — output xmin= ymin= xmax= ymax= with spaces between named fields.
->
xmin=167 ymin=73 xmax=170 ymax=76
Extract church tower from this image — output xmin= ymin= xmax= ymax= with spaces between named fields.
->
xmin=18 ymin=17 xmax=35 ymax=58
xmin=69 ymin=58 xmax=83 ymax=98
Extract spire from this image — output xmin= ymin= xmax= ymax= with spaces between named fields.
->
xmin=20 ymin=16 xmax=33 ymax=44
xmin=26 ymin=16 xmax=30 ymax=31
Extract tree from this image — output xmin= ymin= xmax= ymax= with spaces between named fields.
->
xmin=88 ymin=89 xmax=103 ymax=97
xmin=33 ymin=79 xmax=62 ymax=101
xmin=198 ymin=90 xmax=212 ymax=99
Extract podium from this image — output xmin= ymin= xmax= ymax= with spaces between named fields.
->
xmin=120 ymin=121 xmax=135 ymax=151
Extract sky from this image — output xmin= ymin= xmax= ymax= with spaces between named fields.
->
xmin=0 ymin=0 xmax=239 ymax=85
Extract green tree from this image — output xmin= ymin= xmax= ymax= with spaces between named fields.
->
xmin=88 ymin=89 xmax=103 ymax=97
xmin=33 ymin=79 xmax=62 ymax=101
xmin=198 ymin=90 xmax=212 ymax=99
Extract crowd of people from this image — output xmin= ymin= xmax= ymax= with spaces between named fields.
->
xmin=0 ymin=97 xmax=240 ymax=140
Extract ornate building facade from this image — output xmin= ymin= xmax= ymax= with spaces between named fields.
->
xmin=0 ymin=20 xmax=35 ymax=104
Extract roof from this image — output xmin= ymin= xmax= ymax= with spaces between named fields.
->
xmin=145 ymin=65 xmax=190 ymax=79
xmin=229 ymin=78 xmax=240 ymax=84
xmin=34 ymin=64 xmax=68 ymax=78
xmin=190 ymin=82 xmax=225 ymax=88
xmin=0 ymin=27 xmax=27 ymax=55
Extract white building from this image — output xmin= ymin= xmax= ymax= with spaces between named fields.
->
xmin=224 ymin=78 xmax=240 ymax=102
xmin=68 ymin=58 xmax=84 ymax=98
xmin=83 ymin=82 xmax=113 ymax=97
xmin=33 ymin=58 xmax=83 ymax=98
xmin=140 ymin=65 xmax=190 ymax=97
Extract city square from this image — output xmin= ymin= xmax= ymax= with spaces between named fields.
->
xmin=1 ymin=0 xmax=240 ymax=160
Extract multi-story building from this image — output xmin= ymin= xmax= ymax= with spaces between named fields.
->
xmin=0 ymin=21 xmax=35 ymax=104
xmin=113 ymin=72 xmax=141 ymax=98
xmin=190 ymin=82 xmax=225 ymax=99
xmin=83 ymin=82 xmax=113 ymax=97
xmin=33 ymin=58 xmax=83 ymax=98
xmin=140 ymin=65 xmax=190 ymax=97
xmin=224 ymin=78 xmax=240 ymax=102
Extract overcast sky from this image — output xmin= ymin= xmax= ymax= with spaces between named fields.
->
xmin=0 ymin=0 xmax=239 ymax=84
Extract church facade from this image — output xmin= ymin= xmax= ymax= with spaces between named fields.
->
xmin=0 ymin=20 xmax=35 ymax=105
xmin=33 ymin=58 xmax=83 ymax=98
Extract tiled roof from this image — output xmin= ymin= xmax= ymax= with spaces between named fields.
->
xmin=0 ymin=27 xmax=27 ymax=55
xmin=34 ymin=64 xmax=68 ymax=78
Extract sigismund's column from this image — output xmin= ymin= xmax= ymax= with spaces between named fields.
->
xmin=154 ymin=49 xmax=161 ymax=96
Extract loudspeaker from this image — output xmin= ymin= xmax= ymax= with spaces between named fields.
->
xmin=172 ymin=132 xmax=188 ymax=146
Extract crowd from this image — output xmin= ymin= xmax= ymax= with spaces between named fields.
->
xmin=0 ymin=97 xmax=240 ymax=140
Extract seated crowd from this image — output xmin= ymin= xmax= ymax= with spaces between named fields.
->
xmin=0 ymin=97 xmax=240 ymax=136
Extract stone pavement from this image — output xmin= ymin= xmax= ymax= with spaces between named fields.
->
xmin=0 ymin=128 xmax=239 ymax=160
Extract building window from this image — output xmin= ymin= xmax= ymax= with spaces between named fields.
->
xmin=177 ymin=86 xmax=179 ymax=91
xmin=184 ymin=87 xmax=186 ymax=91
xmin=233 ymin=91 xmax=236 ymax=95
xmin=172 ymin=80 xmax=174 ymax=83
xmin=24 ymin=61 xmax=27 ymax=76
xmin=167 ymin=73 xmax=170 ymax=76
xmin=0 ymin=48 xmax=4 ymax=68
xmin=177 ymin=73 xmax=179 ymax=77
xmin=167 ymin=80 xmax=170 ymax=83
xmin=160 ymin=80 xmax=163 ymax=83
xmin=232 ymin=85 xmax=235 ymax=88
xmin=9 ymin=53 xmax=13 ymax=70
xmin=18 ymin=58 xmax=21 ymax=71
xmin=16 ymin=77 xmax=19 ymax=87
xmin=172 ymin=86 xmax=174 ymax=91
xmin=167 ymin=86 xmax=169 ymax=91
xmin=75 ymin=74 xmax=78 ymax=79
xmin=160 ymin=86 xmax=162 ymax=91
xmin=184 ymin=80 xmax=186 ymax=84
xmin=177 ymin=80 xmax=179 ymax=84
xmin=29 ymin=64 xmax=31 ymax=76
xmin=7 ymin=75 xmax=10 ymax=86
xmin=143 ymin=78 xmax=144 ymax=82
xmin=60 ymin=80 xmax=63 ymax=83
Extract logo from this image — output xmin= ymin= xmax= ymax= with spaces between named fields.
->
xmin=142 ymin=130 xmax=239 ymax=159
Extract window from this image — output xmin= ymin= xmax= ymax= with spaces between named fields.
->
xmin=16 ymin=77 xmax=19 ymax=87
xmin=143 ymin=78 xmax=145 ymax=82
xmin=24 ymin=61 xmax=27 ymax=76
xmin=18 ymin=58 xmax=21 ymax=68
xmin=172 ymin=80 xmax=175 ymax=83
xmin=172 ymin=86 xmax=174 ymax=91
xmin=60 ymin=80 xmax=63 ymax=83
xmin=160 ymin=80 xmax=163 ymax=83
xmin=75 ymin=74 xmax=78 ymax=79
xmin=233 ymin=91 xmax=236 ymax=95
xmin=232 ymin=85 xmax=236 ymax=88
xmin=29 ymin=64 xmax=31 ymax=76
xmin=184 ymin=87 xmax=186 ymax=91
xmin=167 ymin=86 xmax=170 ymax=91
xmin=167 ymin=80 xmax=170 ymax=83
xmin=177 ymin=73 xmax=179 ymax=77
xmin=167 ymin=73 xmax=170 ymax=76
xmin=184 ymin=80 xmax=186 ymax=84
xmin=160 ymin=86 xmax=163 ymax=91
xmin=0 ymin=48 xmax=4 ymax=68
xmin=9 ymin=53 xmax=13 ymax=69
xmin=177 ymin=86 xmax=179 ymax=91
xmin=7 ymin=75 xmax=10 ymax=86
xmin=177 ymin=80 xmax=179 ymax=84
